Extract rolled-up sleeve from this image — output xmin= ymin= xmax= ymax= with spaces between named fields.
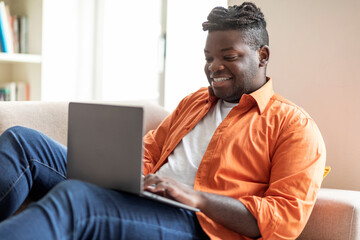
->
xmin=240 ymin=116 xmax=326 ymax=239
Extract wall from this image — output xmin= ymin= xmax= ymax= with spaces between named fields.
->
xmin=41 ymin=0 xmax=96 ymax=101
xmin=164 ymin=0 xmax=227 ymax=111
xmin=228 ymin=0 xmax=360 ymax=190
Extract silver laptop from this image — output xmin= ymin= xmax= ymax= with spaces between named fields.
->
xmin=66 ymin=102 xmax=199 ymax=212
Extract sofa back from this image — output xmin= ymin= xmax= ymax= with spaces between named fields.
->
xmin=0 ymin=101 xmax=169 ymax=146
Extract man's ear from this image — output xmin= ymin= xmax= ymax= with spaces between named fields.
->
xmin=258 ymin=45 xmax=270 ymax=67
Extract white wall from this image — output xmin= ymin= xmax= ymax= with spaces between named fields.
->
xmin=98 ymin=0 xmax=163 ymax=103
xmin=164 ymin=0 xmax=227 ymax=111
xmin=228 ymin=0 xmax=360 ymax=190
xmin=41 ymin=0 xmax=96 ymax=101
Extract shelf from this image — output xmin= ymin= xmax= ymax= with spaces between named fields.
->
xmin=0 ymin=53 xmax=42 ymax=64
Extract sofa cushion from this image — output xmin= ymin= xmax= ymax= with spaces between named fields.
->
xmin=0 ymin=101 xmax=69 ymax=145
xmin=0 ymin=101 xmax=169 ymax=146
xmin=298 ymin=188 xmax=360 ymax=240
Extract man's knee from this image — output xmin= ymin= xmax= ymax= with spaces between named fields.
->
xmin=1 ymin=126 xmax=39 ymax=142
xmin=1 ymin=126 xmax=28 ymax=138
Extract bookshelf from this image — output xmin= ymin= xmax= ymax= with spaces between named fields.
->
xmin=0 ymin=0 xmax=42 ymax=100
xmin=0 ymin=53 xmax=41 ymax=63
xmin=0 ymin=1 xmax=100 ymax=101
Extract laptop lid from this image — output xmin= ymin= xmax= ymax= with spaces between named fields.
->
xmin=66 ymin=102 xmax=144 ymax=194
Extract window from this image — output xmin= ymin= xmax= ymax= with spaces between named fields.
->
xmin=96 ymin=0 xmax=164 ymax=104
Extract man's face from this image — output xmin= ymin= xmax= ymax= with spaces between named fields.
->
xmin=204 ymin=30 xmax=266 ymax=103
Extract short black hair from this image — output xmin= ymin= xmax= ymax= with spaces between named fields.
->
xmin=202 ymin=2 xmax=269 ymax=50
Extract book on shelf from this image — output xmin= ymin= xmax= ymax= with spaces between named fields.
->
xmin=0 ymin=1 xmax=28 ymax=54
xmin=0 ymin=2 xmax=7 ymax=52
xmin=19 ymin=14 xmax=28 ymax=54
xmin=0 ymin=82 xmax=30 ymax=101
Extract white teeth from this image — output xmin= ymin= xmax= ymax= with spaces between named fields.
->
xmin=213 ymin=77 xmax=230 ymax=82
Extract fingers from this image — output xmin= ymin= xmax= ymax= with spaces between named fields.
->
xmin=143 ymin=173 xmax=159 ymax=188
xmin=144 ymin=174 xmax=169 ymax=191
xmin=143 ymin=174 xmax=173 ymax=198
xmin=143 ymin=174 xmax=189 ymax=197
xmin=144 ymin=174 xmax=185 ymax=196
xmin=143 ymin=174 xmax=200 ymax=208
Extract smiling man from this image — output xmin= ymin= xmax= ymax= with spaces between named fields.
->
xmin=204 ymin=30 xmax=268 ymax=103
xmin=0 ymin=2 xmax=325 ymax=240
xmin=144 ymin=3 xmax=325 ymax=239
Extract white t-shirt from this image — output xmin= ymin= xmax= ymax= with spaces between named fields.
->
xmin=155 ymin=99 xmax=238 ymax=187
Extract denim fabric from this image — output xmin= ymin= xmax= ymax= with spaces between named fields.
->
xmin=0 ymin=126 xmax=67 ymax=220
xmin=0 ymin=126 xmax=209 ymax=240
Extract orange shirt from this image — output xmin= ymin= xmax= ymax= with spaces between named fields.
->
xmin=143 ymin=79 xmax=326 ymax=240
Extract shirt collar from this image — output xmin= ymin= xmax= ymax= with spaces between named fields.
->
xmin=207 ymin=77 xmax=274 ymax=114
xmin=249 ymin=77 xmax=274 ymax=114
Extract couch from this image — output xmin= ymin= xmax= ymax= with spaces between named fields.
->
xmin=0 ymin=101 xmax=359 ymax=239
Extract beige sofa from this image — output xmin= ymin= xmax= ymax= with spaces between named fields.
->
xmin=0 ymin=101 xmax=359 ymax=239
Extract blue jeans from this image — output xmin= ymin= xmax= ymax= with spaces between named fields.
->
xmin=0 ymin=126 xmax=209 ymax=240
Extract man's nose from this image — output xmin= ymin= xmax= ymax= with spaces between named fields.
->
xmin=208 ymin=59 xmax=225 ymax=72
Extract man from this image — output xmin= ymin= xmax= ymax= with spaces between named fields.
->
xmin=0 ymin=2 xmax=325 ymax=239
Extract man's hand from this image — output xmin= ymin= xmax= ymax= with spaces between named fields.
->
xmin=143 ymin=174 xmax=261 ymax=238
xmin=143 ymin=174 xmax=202 ymax=208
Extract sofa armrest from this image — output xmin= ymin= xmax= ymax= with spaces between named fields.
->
xmin=298 ymin=188 xmax=360 ymax=240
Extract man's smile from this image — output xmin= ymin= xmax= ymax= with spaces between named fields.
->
xmin=212 ymin=77 xmax=231 ymax=82
xmin=211 ymin=77 xmax=232 ymax=88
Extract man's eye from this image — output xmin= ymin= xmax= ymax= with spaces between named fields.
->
xmin=205 ymin=57 xmax=213 ymax=63
xmin=224 ymin=55 xmax=238 ymax=61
